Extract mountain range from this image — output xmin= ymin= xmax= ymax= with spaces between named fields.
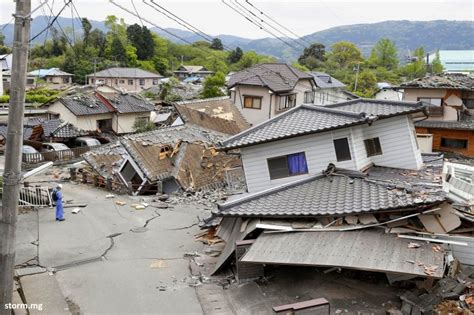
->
xmin=1 ymin=17 xmax=473 ymax=61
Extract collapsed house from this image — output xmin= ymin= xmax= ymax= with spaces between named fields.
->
xmin=206 ymin=99 xmax=474 ymax=311
xmin=82 ymin=97 xmax=250 ymax=195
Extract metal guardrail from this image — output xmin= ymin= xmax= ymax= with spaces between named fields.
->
xmin=22 ymin=145 xmax=100 ymax=164
xmin=0 ymin=185 xmax=52 ymax=207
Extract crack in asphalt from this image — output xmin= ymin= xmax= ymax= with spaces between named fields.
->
xmin=102 ymin=232 xmax=124 ymax=259
xmin=143 ymin=211 xmax=161 ymax=228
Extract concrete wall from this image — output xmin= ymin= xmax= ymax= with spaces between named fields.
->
xmin=88 ymin=77 xmax=159 ymax=93
xmin=403 ymin=88 xmax=459 ymax=121
xmin=45 ymin=75 xmax=72 ymax=85
xmin=232 ymin=79 xmax=314 ymax=126
xmin=241 ymin=115 xmax=422 ymax=193
xmin=114 ymin=112 xmax=151 ymax=134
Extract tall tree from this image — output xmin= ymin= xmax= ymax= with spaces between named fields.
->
xmin=126 ymin=24 xmax=155 ymax=60
xmin=228 ymin=47 xmax=243 ymax=63
xmin=431 ymin=50 xmax=444 ymax=74
xmin=201 ymin=72 xmax=226 ymax=98
xmin=368 ymin=38 xmax=398 ymax=70
xmin=210 ymin=38 xmax=224 ymax=50
xmin=81 ymin=18 xmax=92 ymax=46
xmin=110 ymin=36 xmax=127 ymax=64
xmin=298 ymin=43 xmax=325 ymax=70
xmin=326 ymin=41 xmax=364 ymax=69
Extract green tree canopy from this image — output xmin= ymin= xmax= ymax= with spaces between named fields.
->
xmin=228 ymin=47 xmax=243 ymax=63
xmin=326 ymin=41 xmax=364 ymax=69
xmin=431 ymin=50 xmax=444 ymax=74
xmin=297 ymin=43 xmax=325 ymax=70
xmin=126 ymin=24 xmax=155 ymax=60
xmin=210 ymin=38 xmax=224 ymax=50
xmin=368 ymin=38 xmax=398 ymax=70
xmin=201 ymin=72 xmax=226 ymax=98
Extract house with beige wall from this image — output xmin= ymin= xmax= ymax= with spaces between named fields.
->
xmin=29 ymin=68 xmax=73 ymax=85
xmin=400 ymin=73 xmax=474 ymax=157
xmin=227 ymin=63 xmax=316 ymax=126
xmin=45 ymin=89 xmax=154 ymax=135
xmin=87 ymin=67 xmax=163 ymax=93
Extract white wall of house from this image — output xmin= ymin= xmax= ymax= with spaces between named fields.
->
xmin=240 ymin=115 xmax=422 ymax=193
xmin=114 ymin=112 xmax=151 ymax=134
xmin=314 ymin=88 xmax=349 ymax=105
xmin=48 ymin=101 xmax=113 ymax=131
xmin=375 ymin=89 xmax=403 ymax=101
xmin=231 ymin=79 xmax=314 ymax=126
xmin=88 ymin=77 xmax=159 ymax=93
xmin=403 ymin=89 xmax=459 ymax=121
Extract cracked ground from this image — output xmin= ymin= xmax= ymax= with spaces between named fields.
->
xmin=16 ymin=175 xmax=209 ymax=314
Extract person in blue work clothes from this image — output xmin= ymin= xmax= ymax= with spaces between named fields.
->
xmin=53 ymin=184 xmax=65 ymax=221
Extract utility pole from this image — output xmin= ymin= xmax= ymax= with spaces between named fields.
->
xmin=353 ymin=62 xmax=361 ymax=92
xmin=0 ymin=0 xmax=31 ymax=313
xmin=93 ymin=57 xmax=98 ymax=91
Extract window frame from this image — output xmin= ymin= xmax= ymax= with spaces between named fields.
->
xmin=119 ymin=79 xmax=125 ymax=84
xmin=333 ymin=137 xmax=352 ymax=162
xmin=139 ymin=79 xmax=146 ymax=86
xmin=243 ymin=95 xmax=262 ymax=110
xmin=304 ymin=91 xmax=315 ymax=104
xmin=417 ymin=97 xmax=443 ymax=106
xmin=277 ymin=93 xmax=297 ymax=111
xmin=364 ymin=137 xmax=383 ymax=157
xmin=128 ymin=79 xmax=134 ymax=85
xmin=440 ymin=137 xmax=468 ymax=149
xmin=267 ymin=152 xmax=308 ymax=180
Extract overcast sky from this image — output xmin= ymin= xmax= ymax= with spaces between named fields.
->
xmin=1 ymin=0 xmax=473 ymax=39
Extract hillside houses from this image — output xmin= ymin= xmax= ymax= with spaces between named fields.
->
xmin=86 ymin=67 xmax=163 ymax=93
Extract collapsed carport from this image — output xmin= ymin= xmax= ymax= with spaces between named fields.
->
xmin=238 ymin=229 xmax=445 ymax=280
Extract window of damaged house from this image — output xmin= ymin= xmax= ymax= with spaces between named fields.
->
xmin=139 ymin=79 xmax=146 ymax=86
xmin=333 ymin=138 xmax=352 ymax=161
xmin=243 ymin=95 xmax=262 ymax=109
xmin=62 ymin=77 xmax=70 ymax=84
xmin=364 ymin=137 xmax=383 ymax=157
xmin=135 ymin=116 xmax=150 ymax=125
xmin=278 ymin=93 xmax=297 ymax=111
xmin=418 ymin=97 xmax=443 ymax=116
xmin=304 ymin=91 xmax=315 ymax=104
xmin=267 ymin=152 xmax=308 ymax=180
xmin=119 ymin=79 xmax=125 ymax=84
xmin=441 ymin=138 xmax=468 ymax=149
xmin=128 ymin=79 xmax=133 ymax=85
xmin=463 ymin=99 xmax=474 ymax=109
xmin=152 ymin=79 xmax=158 ymax=85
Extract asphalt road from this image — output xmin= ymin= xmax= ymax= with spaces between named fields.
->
xmin=16 ymin=178 xmax=208 ymax=314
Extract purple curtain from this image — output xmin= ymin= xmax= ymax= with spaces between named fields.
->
xmin=287 ymin=153 xmax=308 ymax=175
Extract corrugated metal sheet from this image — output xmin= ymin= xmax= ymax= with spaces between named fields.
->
xmin=434 ymin=234 xmax=474 ymax=266
xmin=242 ymin=230 xmax=445 ymax=278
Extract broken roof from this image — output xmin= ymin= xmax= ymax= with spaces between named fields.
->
xmin=83 ymin=142 xmax=128 ymax=179
xmin=324 ymin=99 xmax=424 ymax=117
xmin=41 ymin=119 xmax=86 ymax=138
xmin=217 ymin=168 xmax=443 ymax=218
xmin=415 ymin=117 xmax=474 ymax=131
xmin=400 ymin=73 xmax=474 ymax=91
xmin=311 ymin=72 xmax=346 ymax=89
xmin=174 ymin=97 xmax=250 ymax=135
xmin=121 ymin=124 xmax=228 ymax=182
xmin=242 ymin=229 xmax=444 ymax=278
xmin=221 ymin=100 xmax=424 ymax=150
xmin=56 ymin=92 xmax=154 ymax=116
xmin=227 ymin=63 xmax=314 ymax=93
xmin=87 ymin=67 xmax=163 ymax=79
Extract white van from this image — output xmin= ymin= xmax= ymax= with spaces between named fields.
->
xmin=75 ymin=137 xmax=101 ymax=147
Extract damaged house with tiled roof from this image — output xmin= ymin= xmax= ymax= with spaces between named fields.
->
xmin=44 ymin=88 xmax=154 ymax=134
xmin=83 ymin=97 xmax=250 ymax=195
xmin=227 ymin=63 xmax=316 ymax=126
xmin=401 ymin=73 xmax=474 ymax=156
xmin=210 ymin=99 xmax=474 ymax=289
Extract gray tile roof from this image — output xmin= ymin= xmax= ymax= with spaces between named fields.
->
xmin=324 ymin=99 xmax=424 ymax=117
xmin=60 ymin=94 xmax=111 ymax=116
xmin=227 ymin=63 xmax=314 ymax=93
xmin=400 ymin=73 xmax=474 ymax=91
xmin=41 ymin=119 xmax=86 ymax=138
xmin=311 ymin=72 xmax=346 ymax=89
xmin=217 ymin=169 xmax=444 ymax=218
xmin=221 ymin=101 xmax=423 ymax=149
xmin=88 ymin=67 xmax=163 ymax=79
xmin=415 ymin=117 xmax=474 ymax=131
xmin=0 ymin=125 xmax=32 ymax=140
xmin=101 ymin=93 xmax=155 ymax=114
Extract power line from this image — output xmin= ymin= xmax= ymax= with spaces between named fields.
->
xmin=222 ymin=0 xmax=299 ymax=50
xmin=131 ymin=0 xmax=145 ymax=28
xmin=29 ymin=0 xmax=71 ymax=43
xmin=245 ymin=0 xmax=312 ymax=46
xmin=234 ymin=0 xmax=307 ymax=49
